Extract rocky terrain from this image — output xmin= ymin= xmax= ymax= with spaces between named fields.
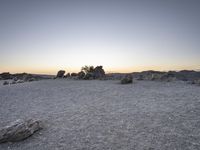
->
xmin=0 ymin=79 xmax=200 ymax=150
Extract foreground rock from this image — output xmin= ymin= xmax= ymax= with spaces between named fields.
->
xmin=121 ymin=75 xmax=133 ymax=84
xmin=56 ymin=70 xmax=65 ymax=78
xmin=0 ymin=119 xmax=42 ymax=143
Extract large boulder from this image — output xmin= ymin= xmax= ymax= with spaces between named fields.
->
xmin=93 ymin=66 xmax=105 ymax=79
xmin=56 ymin=70 xmax=65 ymax=78
xmin=121 ymin=75 xmax=133 ymax=84
xmin=0 ymin=119 xmax=42 ymax=143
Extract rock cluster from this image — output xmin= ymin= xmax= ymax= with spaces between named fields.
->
xmin=55 ymin=66 xmax=106 ymax=80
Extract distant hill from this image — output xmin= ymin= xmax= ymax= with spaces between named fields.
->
xmin=107 ymin=70 xmax=200 ymax=81
xmin=0 ymin=72 xmax=54 ymax=80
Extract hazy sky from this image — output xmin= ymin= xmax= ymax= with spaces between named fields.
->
xmin=0 ymin=0 xmax=200 ymax=74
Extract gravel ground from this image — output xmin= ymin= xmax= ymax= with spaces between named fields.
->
xmin=0 ymin=79 xmax=200 ymax=150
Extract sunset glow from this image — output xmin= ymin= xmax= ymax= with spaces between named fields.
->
xmin=0 ymin=0 xmax=200 ymax=74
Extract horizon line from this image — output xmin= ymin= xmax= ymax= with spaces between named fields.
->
xmin=1 ymin=68 xmax=200 ymax=75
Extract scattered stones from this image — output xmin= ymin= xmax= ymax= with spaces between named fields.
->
xmin=121 ymin=75 xmax=133 ymax=84
xmin=56 ymin=70 xmax=65 ymax=78
xmin=0 ymin=119 xmax=42 ymax=143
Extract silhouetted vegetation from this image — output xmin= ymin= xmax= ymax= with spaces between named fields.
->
xmin=121 ymin=75 xmax=133 ymax=84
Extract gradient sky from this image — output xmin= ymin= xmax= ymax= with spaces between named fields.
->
xmin=0 ymin=0 xmax=200 ymax=74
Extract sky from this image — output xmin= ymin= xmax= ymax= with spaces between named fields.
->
xmin=0 ymin=0 xmax=200 ymax=74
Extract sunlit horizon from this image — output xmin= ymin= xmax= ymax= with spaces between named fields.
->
xmin=1 ymin=0 xmax=200 ymax=74
xmin=1 ymin=64 xmax=200 ymax=75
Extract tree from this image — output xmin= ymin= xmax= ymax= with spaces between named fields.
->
xmin=81 ymin=66 xmax=94 ymax=74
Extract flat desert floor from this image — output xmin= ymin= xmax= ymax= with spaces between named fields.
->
xmin=0 ymin=80 xmax=200 ymax=150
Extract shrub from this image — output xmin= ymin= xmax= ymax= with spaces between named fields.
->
xmin=121 ymin=75 xmax=133 ymax=84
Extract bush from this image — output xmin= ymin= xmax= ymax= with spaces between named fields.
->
xmin=77 ymin=71 xmax=85 ymax=79
xmin=81 ymin=66 xmax=94 ymax=74
xmin=83 ymin=73 xmax=94 ymax=80
xmin=121 ymin=75 xmax=133 ymax=84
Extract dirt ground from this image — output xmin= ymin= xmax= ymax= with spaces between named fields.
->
xmin=0 ymin=79 xmax=200 ymax=150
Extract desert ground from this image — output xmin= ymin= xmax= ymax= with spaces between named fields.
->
xmin=0 ymin=79 xmax=200 ymax=150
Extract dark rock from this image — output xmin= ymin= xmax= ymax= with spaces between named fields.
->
xmin=3 ymin=81 xmax=9 ymax=85
xmin=56 ymin=70 xmax=65 ymax=78
xmin=121 ymin=75 xmax=133 ymax=84
xmin=0 ymin=119 xmax=42 ymax=143
xmin=13 ymin=77 xmax=18 ymax=81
